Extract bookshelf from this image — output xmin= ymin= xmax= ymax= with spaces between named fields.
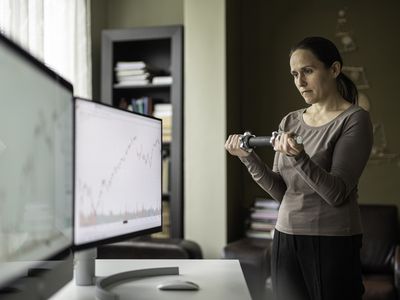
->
xmin=101 ymin=25 xmax=183 ymax=238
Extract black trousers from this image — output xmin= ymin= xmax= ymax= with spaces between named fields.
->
xmin=271 ymin=229 xmax=364 ymax=300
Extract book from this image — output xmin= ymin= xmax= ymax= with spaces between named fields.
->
xmin=254 ymin=198 xmax=280 ymax=209
xmin=250 ymin=210 xmax=279 ymax=220
xmin=152 ymin=76 xmax=173 ymax=85
xmin=116 ymin=69 xmax=147 ymax=76
xmin=117 ymin=73 xmax=150 ymax=82
xmin=152 ymin=200 xmax=170 ymax=238
xmin=153 ymin=103 xmax=172 ymax=112
xmin=114 ymin=79 xmax=150 ymax=87
xmin=162 ymin=156 xmax=170 ymax=194
xmin=249 ymin=218 xmax=277 ymax=224
xmin=249 ymin=222 xmax=275 ymax=231
xmin=131 ymin=97 xmax=153 ymax=115
xmin=246 ymin=229 xmax=274 ymax=239
xmin=153 ymin=103 xmax=173 ymax=142
xmin=115 ymin=61 xmax=146 ymax=70
xmin=162 ymin=132 xmax=172 ymax=143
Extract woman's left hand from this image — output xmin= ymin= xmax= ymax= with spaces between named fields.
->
xmin=272 ymin=132 xmax=304 ymax=157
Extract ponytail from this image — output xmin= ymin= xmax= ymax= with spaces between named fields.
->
xmin=336 ymin=72 xmax=358 ymax=105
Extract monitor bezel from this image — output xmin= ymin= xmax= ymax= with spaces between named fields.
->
xmin=73 ymin=97 xmax=163 ymax=252
xmin=0 ymin=32 xmax=74 ymax=288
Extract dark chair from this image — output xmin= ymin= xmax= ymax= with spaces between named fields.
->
xmin=360 ymin=204 xmax=400 ymax=300
xmin=223 ymin=237 xmax=273 ymax=300
xmin=223 ymin=204 xmax=400 ymax=300
xmin=97 ymin=236 xmax=203 ymax=260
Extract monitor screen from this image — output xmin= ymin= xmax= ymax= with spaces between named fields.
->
xmin=74 ymin=98 xmax=162 ymax=249
xmin=0 ymin=33 xmax=73 ymax=289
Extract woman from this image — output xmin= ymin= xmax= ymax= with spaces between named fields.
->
xmin=225 ymin=36 xmax=373 ymax=300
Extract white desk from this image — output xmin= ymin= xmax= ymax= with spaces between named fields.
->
xmin=50 ymin=259 xmax=251 ymax=300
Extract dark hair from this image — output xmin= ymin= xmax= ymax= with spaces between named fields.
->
xmin=289 ymin=36 xmax=358 ymax=105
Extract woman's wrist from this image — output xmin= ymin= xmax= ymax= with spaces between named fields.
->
xmin=290 ymin=149 xmax=306 ymax=160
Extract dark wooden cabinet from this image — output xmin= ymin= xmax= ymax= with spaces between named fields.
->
xmin=101 ymin=25 xmax=183 ymax=238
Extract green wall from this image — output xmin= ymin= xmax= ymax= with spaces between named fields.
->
xmin=106 ymin=0 xmax=183 ymax=28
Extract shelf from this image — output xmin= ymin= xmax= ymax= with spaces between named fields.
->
xmin=113 ymin=83 xmax=172 ymax=89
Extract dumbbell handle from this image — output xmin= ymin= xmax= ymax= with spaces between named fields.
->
xmin=239 ymin=131 xmax=303 ymax=151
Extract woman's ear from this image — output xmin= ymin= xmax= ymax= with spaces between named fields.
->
xmin=331 ymin=61 xmax=341 ymax=78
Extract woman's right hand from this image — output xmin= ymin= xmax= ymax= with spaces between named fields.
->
xmin=225 ymin=134 xmax=251 ymax=158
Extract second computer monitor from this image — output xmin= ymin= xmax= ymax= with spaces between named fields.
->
xmin=74 ymin=98 xmax=162 ymax=249
xmin=0 ymin=32 xmax=73 ymax=294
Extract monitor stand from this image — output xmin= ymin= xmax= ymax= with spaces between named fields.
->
xmin=74 ymin=248 xmax=179 ymax=300
xmin=74 ymin=248 xmax=97 ymax=286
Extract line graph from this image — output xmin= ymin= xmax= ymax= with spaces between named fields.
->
xmin=79 ymin=206 xmax=161 ymax=227
xmin=74 ymin=100 xmax=162 ymax=243
xmin=76 ymin=134 xmax=162 ymax=228
xmin=136 ymin=138 xmax=161 ymax=168
xmin=97 ymin=136 xmax=160 ymax=196
xmin=0 ymin=92 xmax=73 ymax=261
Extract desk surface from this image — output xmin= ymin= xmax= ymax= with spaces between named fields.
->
xmin=50 ymin=259 xmax=251 ymax=300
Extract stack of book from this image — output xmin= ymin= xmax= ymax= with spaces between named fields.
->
xmin=117 ymin=96 xmax=153 ymax=115
xmin=246 ymin=198 xmax=279 ymax=239
xmin=153 ymin=103 xmax=172 ymax=143
xmin=130 ymin=96 xmax=153 ymax=115
xmin=114 ymin=61 xmax=150 ymax=87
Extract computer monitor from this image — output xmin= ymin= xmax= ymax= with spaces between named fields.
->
xmin=0 ymin=32 xmax=74 ymax=296
xmin=74 ymin=98 xmax=162 ymax=250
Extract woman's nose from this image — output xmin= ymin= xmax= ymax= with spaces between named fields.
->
xmin=297 ymin=74 xmax=306 ymax=87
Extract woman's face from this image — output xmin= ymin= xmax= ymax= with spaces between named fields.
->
xmin=289 ymin=49 xmax=338 ymax=105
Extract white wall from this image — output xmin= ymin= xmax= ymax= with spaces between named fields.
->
xmin=184 ymin=0 xmax=227 ymax=258
xmin=106 ymin=0 xmax=183 ymax=28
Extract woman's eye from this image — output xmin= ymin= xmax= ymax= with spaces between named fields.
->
xmin=304 ymin=69 xmax=313 ymax=74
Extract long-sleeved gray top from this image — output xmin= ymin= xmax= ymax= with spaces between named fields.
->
xmin=240 ymin=105 xmax=373 ymax=236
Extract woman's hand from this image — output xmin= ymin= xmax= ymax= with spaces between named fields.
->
xmin=225 ymin=134 xmax=251 ymax=158
xmin=272 ymin=132 xmax=304 ymax=157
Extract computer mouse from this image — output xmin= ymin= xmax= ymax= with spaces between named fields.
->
xmin=157 ymin=279 xmax=200 ymax=291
